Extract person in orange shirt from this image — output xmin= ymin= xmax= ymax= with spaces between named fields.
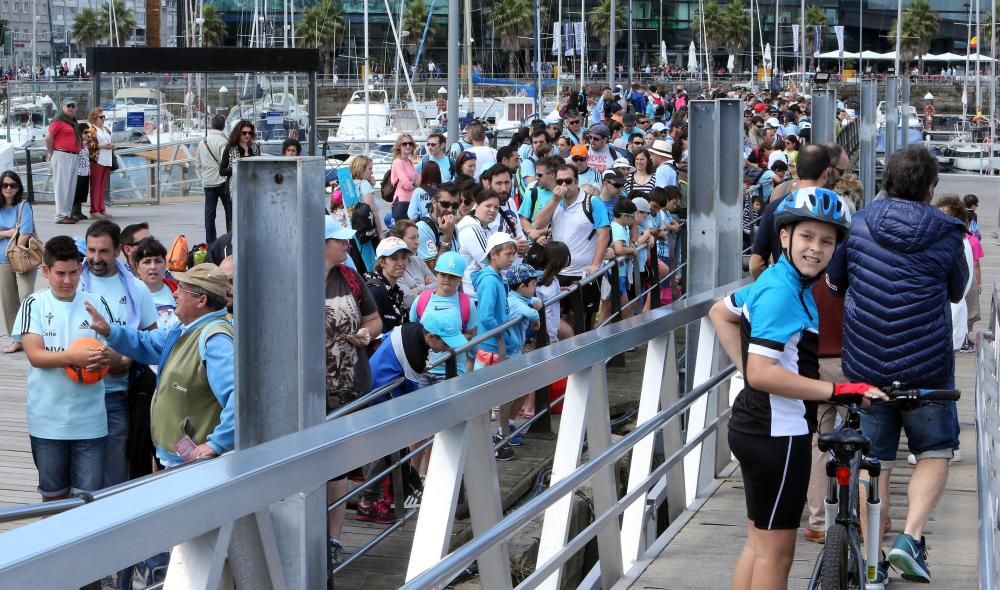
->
xmin=45 ymin=98 xmax=82 ymax=224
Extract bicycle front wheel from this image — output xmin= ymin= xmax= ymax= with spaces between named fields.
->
xmin=820 ymin=523 xmax=861 ymax=590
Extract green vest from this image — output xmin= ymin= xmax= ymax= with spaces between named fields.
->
xmin=150 ymin=318 xmax=234 ymax=454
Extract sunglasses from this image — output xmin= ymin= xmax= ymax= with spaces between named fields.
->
xmin=607 ymin=182 xmax=623 ymax=189
xmin=571 ymin=156 xmax=587 ymax=162
xmin=98 ymin=115 xmax=106 ymax=119
xmin=1 ymin=182 xmax=18 ymax=189
xmin=401 ymin=141 xmax=415 ymax=147
xmin=437 ymin=200 xmax=459 ymax=209
xmin=241 ymin=130 xmax=253 ymax=136
xmin=555 ymin=178 xmax=576 ymax=186
xmin=568 ymin=120 xmax=581 ymax=125
xmin=427 ymin=143 xmax=439 ymax=148
xmin=65 ymin=104 xmax=76 ymax=108
xmin=620 ymin=213 xmax=636 ymax=219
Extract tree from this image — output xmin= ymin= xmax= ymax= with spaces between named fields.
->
xmin=101 ymin=0 xmax=136 ymax=47
xmin=72 ymin=8 xmax=105 ymax=49
xmin=719 ymin=1 xmax=750 ymax=67
xmin=983 ymin=4 xmax=999 ymax=54
xmin=691 ymin=1 xmax=726 ymax=67
xmin=401 ymin=0 xmax=437 ymax=58
xmin=887 ymin=0 xmax=939 ymax=68
xmin=301 ymin=0 xmax=346 ymax=50
xmin=804 ymin=5 xmax=828 ymax=69
xmin=588 ymin=0 xmax=627 ymax=50
xmin=490 ymin=0 xmax=535 ymax=75
xmin=193 ymin=5 xmax=228 ymax=47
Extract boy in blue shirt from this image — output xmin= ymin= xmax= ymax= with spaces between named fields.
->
xmin=410 ymin=251 xmax=478 ymax=383
xmin=471 ymin=232 xmax=518 ymax=460
xmin=505 ymin=263 xmax=542 ymax=446
xmin=606 ymin=199 xmax=638 ymax=321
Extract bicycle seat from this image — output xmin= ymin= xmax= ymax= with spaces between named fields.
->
xmin=818 ymin=429 xmax=871 ymax=453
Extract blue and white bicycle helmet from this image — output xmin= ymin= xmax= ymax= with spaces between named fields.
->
xmin=774 ymin=186 xmax=852 ymax=243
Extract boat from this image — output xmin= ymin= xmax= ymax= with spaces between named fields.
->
xmin=330 ymin=88 xmax=435 ymax=144
xmin=0 ymin=95 xmax=56 ymax=147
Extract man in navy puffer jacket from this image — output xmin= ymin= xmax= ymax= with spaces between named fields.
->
xmin=826 ymin=144 xmax=967 ymax=583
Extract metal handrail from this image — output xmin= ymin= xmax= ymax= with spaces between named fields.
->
xmin=976 ymin=283 xmax=1000 ymax=590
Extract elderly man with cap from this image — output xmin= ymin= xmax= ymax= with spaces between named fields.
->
xmin=46 ymin=97 xmax=82 ymax=224
xmin=586 ymin=123 xmax=617 ymax=174
xmin=84 ymin=264 xmax=235 ymax=466
xmin=649 ymin=140 xmax=678 ymax=188
xmin=570 ymin=144 xmax=602 ymax=195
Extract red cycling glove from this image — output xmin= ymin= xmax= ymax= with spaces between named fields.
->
xmin=831 ymin=382 xmax=877 ymax=399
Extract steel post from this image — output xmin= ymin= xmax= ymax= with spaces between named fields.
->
xmin=233 ymin=157 xmax=327 ymax=589
xmin=900 ymin=75 xmax=910 ymax=148
xmin=446 ymin=0 xmax=459 ymax=145
xmin=609 ymin=0 xmax=616 ymax=88
xmin=717 ymin=98 xmax=743 ymax=288
xmin=859 ymin=80 xmax=876 ymax=207
xmin=885 ymin=76 xmax=898 ymax=157
xmin=811 ymin=88 xmax=837 ymax=146
xmin=684 ymin=100 xmax=720 ymax=392
xmin=307 ymin=72 xmax=317 ymax=155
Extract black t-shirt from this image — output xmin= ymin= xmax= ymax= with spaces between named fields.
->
xmin=750 ymin=196 xmax=784 ymax=265
xmin=364 ymin=271 xmax=406 ymax=334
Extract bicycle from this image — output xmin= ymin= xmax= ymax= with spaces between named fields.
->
xmin=806 ymin=382 xmax=961 ymax=590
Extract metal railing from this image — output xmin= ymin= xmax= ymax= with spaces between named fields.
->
xmin=976 ymin=282 xmax=1000 ymax=590
xmin=0 ymin=275 xmax=738 ymax=590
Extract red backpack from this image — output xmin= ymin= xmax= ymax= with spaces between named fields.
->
xmin=415 ymin=290 xmax=472 ymax=331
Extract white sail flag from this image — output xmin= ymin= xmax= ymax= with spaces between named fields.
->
xmin=813 ymin=26 xmax=821 ymax=57
xmin=574 ymin=22 xmax=585 ymax=55
xmin=792 ymin=24 xmax=800 ymax=53
xmin=834 ymin=25 xmax=845 ymax=58
xmin=553 ymin=22 xmax=561 ymax=56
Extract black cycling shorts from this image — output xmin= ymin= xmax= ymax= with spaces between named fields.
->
xmin=729 ymin=429 xmax=811 ymax=530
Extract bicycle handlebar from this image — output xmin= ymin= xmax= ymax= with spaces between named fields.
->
xmin=881 ymin=387 xmax=961 ymax=402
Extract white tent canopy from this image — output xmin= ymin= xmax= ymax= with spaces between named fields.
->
xmin=817 ymin=50 xmax=994 ymax=62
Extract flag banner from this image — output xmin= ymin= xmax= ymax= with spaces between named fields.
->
xmin=553 ymin=22 xmax=561 ymax=56
xmin=834 ymin=25 xmax=845 ymax=58
xmin=813 ymin=26 xmax=821 ymax=57
xmin=574 ymin=22 xmax=585 ymax=54
xmin=565 ymin=23 xmax=577 ymax=56
xmin=792 ymin=24 xmax=800 ymax=53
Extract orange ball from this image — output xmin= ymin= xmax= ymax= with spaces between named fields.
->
xmin=64 ymin=337 xmax=109 ymax=385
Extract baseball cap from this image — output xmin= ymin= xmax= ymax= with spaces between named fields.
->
xmin=375 ymin=236 xmax=412 ymax=258
xmin=480 ymin=232 xmax=515 ymax=262
xmin=650 ymin=122 xmax=667 ymax=133
xmin=434 ymin=251 xmax=467 ymax=277
xmin=631 ymin=197 xmax=652 ymax=213
xmin=504 ymin=263 xmax=541 ymax=286
xmin=325 ymin=216 xmax=356 ymax=240
xmin=765 ymin=117 xmax=780 ymax=129
xmin=602 ymin=169 xmax=626 ymax=186
xmin=612 ymin=157 xmax=636 ymax=174
xmin=172 ymin=263 xmax=230 ymax=298
xmin=570 ymin=144 xmax=589 ymax=158
xmin=421 ymin=311 xmax=468 ymax=350
xmin=544 ymin=113 xmax=562 ymax=126
xmin=62 ymin=97 xmax=77 ymax=106
xmin=753 ymin=102 xmax=767 ymax=113
xmin=588 ymin=124 xmax=611 ymax=138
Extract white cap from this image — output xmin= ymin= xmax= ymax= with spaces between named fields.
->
xmin=631 ymin=197 xmax=651 ymax=213
xmin=612 ymin=157 xmax=636 ymax=174
xmin=437 ymin=87 xmax=447 ymax=94
xmin=765 ymin=117 xmax=780 ymax=129
xmin=375 ymin=236 xmax=412 ymax=258
xmin=924 ymin=92 xmax=934 ymax=100
xmin=480 ymin=232 xmax=516 ymax=263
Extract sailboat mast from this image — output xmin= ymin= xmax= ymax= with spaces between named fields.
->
xmin=975 ymin=0 xmax=982 ymax=113
xmin=465 ymin=0 xmax=473 ymax=115
xmin=750 ymin=0 xmax=755 ymax=86
xmin=556 ymin=0 xmax=562 ymax=111
xmin=579 ymin=0 xmax=585 ymax=93
xmin=394 ymin=0 xmax=404 ymax=103
xmin=365 ymin=0 xmax=370 ymax=141
xmin=535 ymin=0 xmax=542 ymax=119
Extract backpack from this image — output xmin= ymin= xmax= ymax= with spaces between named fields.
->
xmin=419 ymin=216 xmax=441 ymax=249
xmin=422 ymin=155 xmax=456 ymax=179
xmin=380 ymin=169 xmax=397 ymax=202
xmin=581 ymin=194 xmax=598 ymax=240
xmin=498 ymin=206 xmax=518 ymax=236
xmin=187 ymin=243 xmax=209 ymax=268
xmin=415 ymin=289 xmax=472 ymax=331
xmin=167 ymin=235 xmax=190 ymax=272
xmin=351 ymin=202 xmax=379 ymax=243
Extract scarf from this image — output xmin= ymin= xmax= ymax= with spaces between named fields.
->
xmin=52 ymin=111 xmax=82 ymax=147
xmin=80 ymin=260 xmax=144 ymax=329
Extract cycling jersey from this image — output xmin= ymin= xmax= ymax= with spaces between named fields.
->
xmin=725 ymin=255 xmax=820 ymax=437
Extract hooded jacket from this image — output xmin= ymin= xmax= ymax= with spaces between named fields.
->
xmin=506 ymin=290 xmax=541 ymax=356
xmin=826 ymin=197 xmax=968 ymax=387
xmin=472 ymin=266 xmax=518 ymax=355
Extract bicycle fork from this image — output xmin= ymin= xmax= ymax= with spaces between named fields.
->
xmin=862 ymin=457 xmax=882 ymax=588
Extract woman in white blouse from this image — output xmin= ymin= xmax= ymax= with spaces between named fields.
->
xmin=87 ymin=107 xmax=114 ymax=218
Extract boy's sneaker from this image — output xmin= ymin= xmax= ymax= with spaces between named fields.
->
xmin=508 ymin=421 xmax=525 ymax=446
xmin=888 ymin=533 xmax=931 ymax=583
xmin=328 ymin=539 xmax=344 ymax=565
xmin=493 ymin=435 xmax=515 ymax=461
xmin=960 ymin=341 xmax=977 ymax=353
xmin=874 ymin=559 xmax=891 ymax=585
xmin=952 ymin=448 xmax=962 ymax=463
xmin=355 ymin=498 xmax=396 ymax=524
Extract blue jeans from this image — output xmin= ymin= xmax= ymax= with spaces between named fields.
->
xmin=861 ymin=377 xmax=958 ymax=466
xmin=204 ymin=184 xmax=232 ymax=245
xmin=29 ymin=435 xmax=106 ymax=497
xmin=104 ymin=391 xmax=129 ymax=488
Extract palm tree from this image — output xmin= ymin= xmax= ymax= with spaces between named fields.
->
xmin=719 ymin=1 xmax=750 ymax=68
xmin=301 ymin=0 xmax=345 ymax=49
xmin=401 ymin=0 xmax=436 ymax=58
xmin=588 ymin=0 xmax=627 ymax=49
xmin=887 ymin=0 xmax=939 ymax=69
xmin=691 ymin=1 xmax=726 ymax=67
xmin=101 ymin=0 xmax=136 ymax=46
xmin=73 ymin=8 xmax=106 ymax=49
xmin=805 ymin=5 xmax=827 ymax=70
xmin=197 ymin=5 xmax=228 ymax=47
xmin=983 ymin=5 xmax=999 ymax=54
xmin=490 ymin=0 xmax=535 ymax=75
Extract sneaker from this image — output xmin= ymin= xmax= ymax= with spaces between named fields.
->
xmin=328 ymin=539 xmax=344 ymax=565
xmin=874 ymin=559 xmax=891 ymax=585
xmin=952 ymin=448 xmax=962 ymax=463
xmin=888 ymin=533 xmax=931 ymax=583
xmin=508 ymin=421 xmax=524 ymax=446
xmin=907 ymin=453 xmax=917 ymax=465
xmin=493 ymin=435 xmax=515 ymax=461
xmin=355 ymin=498 xmax=396 ymax=524
xmin=802 ymin=528 xmax=825 ymax=543
xmin=960 ymin=341 xmax=977 ymax=353
xmin=403 ymin=478 xmax=423 ymax=509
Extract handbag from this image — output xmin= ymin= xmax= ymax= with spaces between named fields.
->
xmin=5 ymin=202 xmax=44 ymax=274
xmin=110 ymin=148 xmax=120 ymax=171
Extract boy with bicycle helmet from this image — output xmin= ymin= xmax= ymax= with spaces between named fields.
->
xmin=709 ymin=187 xmax=887 ymax=590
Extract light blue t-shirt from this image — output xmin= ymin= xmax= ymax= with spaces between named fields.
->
xmin=519 ymin=155 xmax=537 ymax=180
xmin=150 ymin=285 xmax=179 ymax=331
xmin=0 ymin=201 xmax=35 ymax=264
xmin=416 ymin=218 xmax=443 ymax=261
xmin=578 ymin=167 xmax=601 ymax=190
xmin=611 ymin=221 xmax=633 ymax=278
xmin=85 ymin=272 xmax=158 ymax=393
xmin=517 ymin=183 xmax=554 ymax=225
xmin=13 ymin=290 xmax=114 ymax=440
xmin=656 ymin=210 xmax=673 ymax=259
xmin=409 ymin=291 xmax=478 ymax=376
xmin=654 ymin=163 xmax=678 ymax=188
xmin=408 ymin=187 xmax=433 ymax=220
xmin=417 ymin=154 xmax=454 ymax=183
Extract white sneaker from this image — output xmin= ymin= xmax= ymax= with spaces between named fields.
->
xmin=951 ymin=449 xmax=962 ymax=463
xmin=907 ymin=453 xmax=917 ymax=465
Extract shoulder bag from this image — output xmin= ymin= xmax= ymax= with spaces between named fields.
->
xmin=6 ymin=202 xmax=44 ymax=273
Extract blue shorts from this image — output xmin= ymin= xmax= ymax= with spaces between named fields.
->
xmin=618 ymin=276 xmax=628 ymax=298
xmin=29 ymin=435 xmax=106 ymax=498
xmin=861 ymin=401 xmax=958 ymax=468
